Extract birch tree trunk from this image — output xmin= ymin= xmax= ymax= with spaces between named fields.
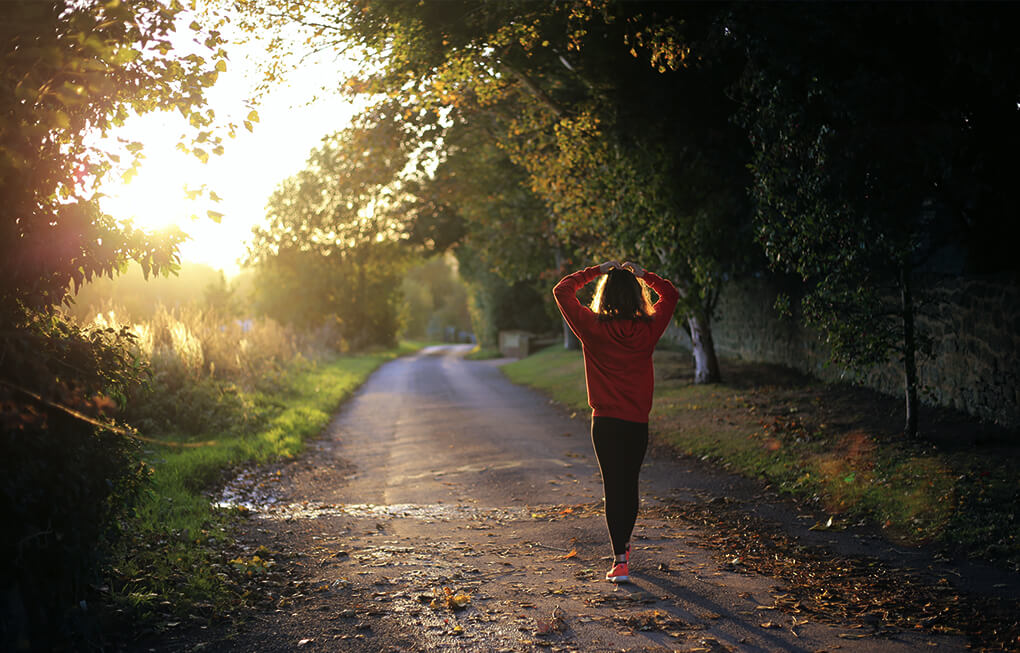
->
xmin=555 ymin=247 xmax=580 ymax=350
xmin=654 ymin=247 xmax=720 ymax=384
xmin=688 ymin=305 xmax=721 ymax=384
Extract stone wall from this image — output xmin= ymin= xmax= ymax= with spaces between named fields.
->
xmin=663 ymin=275 xmax=1020 ymax=429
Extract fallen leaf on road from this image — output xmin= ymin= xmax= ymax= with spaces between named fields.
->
xmin=430 ymin=586 xmax=471 ymax=610
xmin=615 ymin=609 xmax=689 ymax=632
xmin=759 ymin=621 xmax=781 ymax=629
xmin=563 ymin=549 xmax=577 ymax=559
xmin=535 ymin=607 xmax=567 ymax=635
xmin=809 ymin=515 xmax=845 ymax=531
xmin=297 ymin=638 xmax=313 ymax=646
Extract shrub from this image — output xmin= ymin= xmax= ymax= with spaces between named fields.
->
xmin=87 ymin=305 xmax=304 ymax=439
xmin=0 ymin=407 xmax=147 ymax=650
xmin=0 ymin=307 xmax=151 ymax=650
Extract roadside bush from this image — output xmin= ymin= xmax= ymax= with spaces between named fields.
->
xmin=89 ymin=305 xmax=303 ymax=438
xmin=1 ymin=407 xmax=146 ymax=651
xmin=0 ymin=306 xmax=153 ymax=651
xmin=0 ymin=302 xmax=323 ymax=647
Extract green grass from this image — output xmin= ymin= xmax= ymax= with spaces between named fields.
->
xmin=464 ymin=344 xmax=503 ymax=360
xmin=501 ymin=347 xmax=588 ymax=411
xmin=108 ymin=343 xmax=425 ymax=619
xmin=502 ymin=347 xmax=1019 ymax=568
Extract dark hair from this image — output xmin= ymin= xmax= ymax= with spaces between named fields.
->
xmin=590 ymin=269 xmax=654 ymax=322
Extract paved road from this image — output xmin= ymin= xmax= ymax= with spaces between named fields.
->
xmin=199 ymin=345 xmax=973 ymax=652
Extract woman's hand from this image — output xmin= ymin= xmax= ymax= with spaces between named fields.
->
xmin=622 ymin=261 xmax=645 ymax=277
xmin=599 ymin=260 xmax=622 ymax=274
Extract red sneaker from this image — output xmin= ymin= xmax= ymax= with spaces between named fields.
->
xmin=606 ymin=562 xmax=629 ymax=583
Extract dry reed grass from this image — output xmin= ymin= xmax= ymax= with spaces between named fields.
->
xmin=90 ymin=304 xmax=301 ymax=387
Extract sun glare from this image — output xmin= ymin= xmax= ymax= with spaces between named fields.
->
xmin=95 ymin=13 xmax=366 ymax=277
xmin=101 ymin=149 xmax=202 ymax=233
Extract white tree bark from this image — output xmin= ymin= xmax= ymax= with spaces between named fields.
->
xmin=688 ymin=309 xmax=721 ymax=384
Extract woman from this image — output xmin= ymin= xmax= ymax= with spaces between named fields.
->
xmin=553 ymin=260 xmax=679 ymax=583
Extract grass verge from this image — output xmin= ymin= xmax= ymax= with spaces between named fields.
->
xmin=464 ymin=344 xmax=504 ymax=360
xmin=105 ymin=342 xmax=425 ymax=624
xmin=502 ymin=346 xmax=1019 ymax=570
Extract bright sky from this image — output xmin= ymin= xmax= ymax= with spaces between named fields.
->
xmin=99 ymin=15 xmax=363 ymax=278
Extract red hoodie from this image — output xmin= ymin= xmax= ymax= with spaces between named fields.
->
xmin=553 ymin=266 xmax=680 ymax=423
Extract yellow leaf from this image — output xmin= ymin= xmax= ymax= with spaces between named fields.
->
xmin=215 ymin=59 xmax=227 ymax=73
xmin=563 ymin=548 xmax=577 ymax=559
xmin=247 ymin=109 xmax=260 ymax=123
xmin=207 ymin=210 xmax=223 ymax=223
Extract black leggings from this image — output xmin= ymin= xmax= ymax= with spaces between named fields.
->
xmin=591 ymin=416 xmax=649 ymax=556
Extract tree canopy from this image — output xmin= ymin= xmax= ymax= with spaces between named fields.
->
xmin=237 ymin=0 xmax=763 ymax=381
xmin=1 ymin=0 xmax=235 ymax=408
xmin=245 ymin=112 xmax=416 ymax=348
xmin=235 ymin=0 xmax=1020 ymax=426
xmin=1 ymin=0 xmax=233 ymax=310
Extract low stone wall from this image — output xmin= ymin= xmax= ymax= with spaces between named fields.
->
xmin=663 ymin=275 xmax=1020 ymax=429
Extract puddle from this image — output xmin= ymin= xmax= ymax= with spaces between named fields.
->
xmin=213 ymin=466 xmax=590 ymax=524
xmin=212 ymin=469 xmax=529 ymax=522
xmin=212 ymin=467 xmax=285 ymax=512
xmin=247 ymin=500 xmax=527 ymax=522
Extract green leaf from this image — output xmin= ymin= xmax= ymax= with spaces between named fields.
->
xmin=54 ymin=110 xmax=71 ymax=129
xmin=113 ymin=47 xmax=140 ymax=65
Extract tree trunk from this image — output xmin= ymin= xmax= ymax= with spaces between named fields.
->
xmin=901 ymin=266 xmax=919 ymax=437
xmin=554 ymin=247 xmax=580 ymax=350
xmin=651 ymin=247 xmax=720 ymax=383
xmin=688 ymin=306 xmax=721 ymax=384
xmin=563 ymin=320 xmax=580 ymax=350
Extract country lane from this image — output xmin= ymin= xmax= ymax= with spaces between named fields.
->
xmin=158 ymin=344 xmax=976 ymax=652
